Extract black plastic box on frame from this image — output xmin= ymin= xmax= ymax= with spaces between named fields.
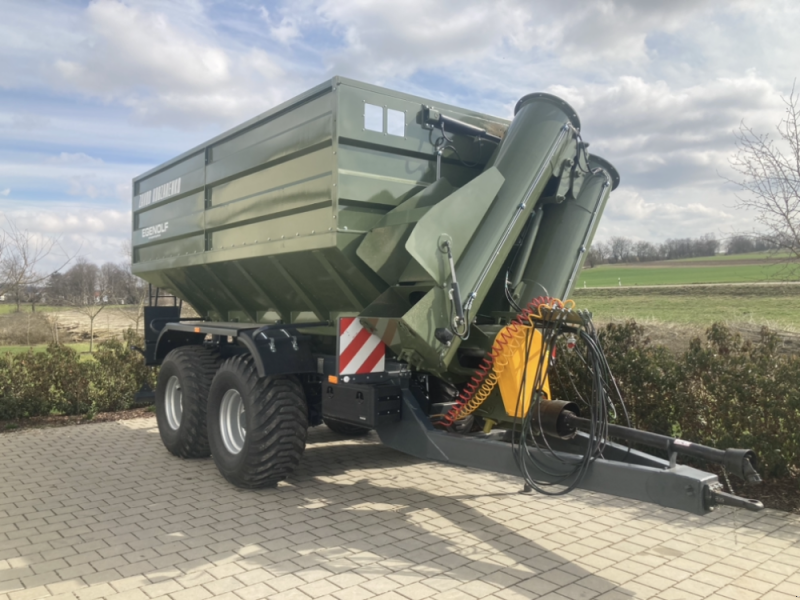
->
xmin=322 ymin=382 xmax=402 ymax=428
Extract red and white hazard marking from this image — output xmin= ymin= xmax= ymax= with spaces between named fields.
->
xmin=338 ymin=317 xmax=386 ymax=375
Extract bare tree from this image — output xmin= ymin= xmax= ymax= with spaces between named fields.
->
xmin=586 ymin=241 xmax=608 ymax=268
xmin=0 ymin=229 xmax=6 ymax=272
xmin=107 ymin=260 xmax=149 ymax=334
xmin=0 ymin=218 xmax=73 ymax=311
xmin=101 ymin=262 xmax=129 ymax=304
xmin=633 ymin=240 xmax=660 ymax=262
xmin=725 ymin=234 xmax=780 ymax=254
xmin=609 ymin=236 xmax=633 ymax=264
xmin=729 ymin=83 xmax=800 ymax=271
xmin=53 ymin=258 xmax=108 ymax=352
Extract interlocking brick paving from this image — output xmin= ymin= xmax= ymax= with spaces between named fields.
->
xmin=0 ymin=419 xmax=798 ymax=600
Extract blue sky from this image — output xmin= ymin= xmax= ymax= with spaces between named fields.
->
xmin=1 ymin=0 xmax=798 ymax=267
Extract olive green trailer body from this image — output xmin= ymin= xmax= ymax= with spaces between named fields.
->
xmin=134 ymin=78 xmax=764 ymax=517
xmin=133 ymin=77 xmax=507 ymax=328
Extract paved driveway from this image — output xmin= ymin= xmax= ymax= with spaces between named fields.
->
xmin=0 ymin=417 xmax=798 ymax=600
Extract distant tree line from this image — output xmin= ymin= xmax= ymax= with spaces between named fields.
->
xmin=0 ymin=217 xmax=145 ymax=314
xmin=0 ymin=257 xmax=146 ymax=311
xmin=724 ymin=234 xmax=782 ymax=255
xmin=47 ymin=258 xmax=145 ymax=307
xmin=46 ymin=259 xmax=147 ymax=351
xmin=586 ymin=233 xmax=781 ymax=267
xmin=0 ymin=216 xmax=149 ymax=352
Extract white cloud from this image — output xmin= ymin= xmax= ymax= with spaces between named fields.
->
xmin=512 ymin=0 xmax=713 ymax=66
xmin=0 ymin=151 xmax=138 ymax=207
xmin=312 ymin=0 xmax=528 ymax=81
xmin=67 ymin=176 xmax=100 ymax=199
xmin=46 ymin=152 xmax=105 ymax=166
xmin=55 ymin=0 xmax=230 ymax=95
xmin=1 ymin=0 xmax=800 ymax=256
xmin=41 ymin=0 xmax=303 ymax=129
xmin=0 ymin=205 xmax=131 ymax=271
xmin=0 ymin=189 xmax=9 ymax=197
xmin=260 ymin=8 xmax=302 ymax=44
xmin=544 ymin=74 xmax=786 ymax=199
xmin=596 ymin=186 xmax=753 ymax=243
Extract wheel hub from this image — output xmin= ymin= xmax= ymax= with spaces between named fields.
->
xmin=220 ymin=389 xmax=246 ymax=454
xmin=165 ymin=376 xmax=183 ymax=430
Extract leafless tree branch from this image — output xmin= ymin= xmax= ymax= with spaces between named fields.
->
xmin=726 ymin=81 xmax=800 ymax=274
xmin=0 ymin=217 xmax=77 ymax=311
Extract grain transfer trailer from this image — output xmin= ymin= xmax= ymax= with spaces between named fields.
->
xmin=132 ymin=77 xmax=763 ymax=515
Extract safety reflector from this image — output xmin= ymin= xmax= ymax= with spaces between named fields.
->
xmin=338 ymin=317 xmax=386 ymax=375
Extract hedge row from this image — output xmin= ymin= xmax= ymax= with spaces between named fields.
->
xmin=2 ymin=321 xmax=798 ymax=479
xmin=553 ymin=322 xmax=800 ymax=478
xmin=0 ymin=330 xmax=156 ymax=420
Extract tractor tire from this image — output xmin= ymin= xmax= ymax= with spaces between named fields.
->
xmin=155 ymin=345 xmax=219 ymax=458
xmin=323 ymin=418 xmax=371 ymax=437
xmin=207 ymin=355 xmax=308 ymax=488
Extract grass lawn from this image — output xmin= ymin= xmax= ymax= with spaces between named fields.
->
xmin=579 ymin=262 xmax=799 ymax=287
xmin=0 ymin=305 xmax=63 ymax=315
xmin=0 ymin=343 xmax=93 ymax=356
xmin=572 ymin=284 xmax=800 ymax=330
xmin=0 ymin=304 xmax=131 ymax=315
xmin=677 ymin=252 xmax=790 ymax=262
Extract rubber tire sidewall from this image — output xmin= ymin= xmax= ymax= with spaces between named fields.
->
xmin=155 ymin=346 xmax=216 ymax=458
xmin=206 ymin=367 xmax=253 ymax=481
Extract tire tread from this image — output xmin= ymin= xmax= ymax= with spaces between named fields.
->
xmin=210 ymin=355 xmax=307 ymax=488
xmin=157 ymin=345 xmax=219 ymax=458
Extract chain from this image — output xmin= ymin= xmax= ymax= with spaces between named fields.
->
xmin=722 ymin=468 xmax=740 ymax=547
xmin=722 ymin=468 xmax=734 ymax=494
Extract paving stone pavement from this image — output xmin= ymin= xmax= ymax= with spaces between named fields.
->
xmin=0 ymin=417 xmax=798 ymax=600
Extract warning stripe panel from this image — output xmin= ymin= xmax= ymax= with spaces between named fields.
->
xmin=339 ymin=317 xmax=363 ymax=348
xmin=338 ymin=317 xmax=386 ymax=375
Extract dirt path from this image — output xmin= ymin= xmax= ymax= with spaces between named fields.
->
xmin=586 ymin=280 xmax=800 ymax=290
xmin=50 ymin=307 xmax=144 ymax=343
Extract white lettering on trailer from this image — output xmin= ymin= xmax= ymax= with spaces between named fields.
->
xmin=137 ymin=177 xmax=182 ymax=209
xmin=141 ymin=221 xmax=169 ymax=240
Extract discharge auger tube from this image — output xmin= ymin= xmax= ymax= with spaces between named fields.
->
xmin=463 ymin=123 xmax=570 ymax=316
xmin=517 ymin=154 xmax=619 ymax=306
xmin=563 ymin=173 xmax=610 ymax=299
xmin=509 ymin=207 xmax=544 ymax=293
xmin=453 ymin=93 xmax=581 ymax=319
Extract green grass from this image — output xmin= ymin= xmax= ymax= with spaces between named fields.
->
xmin=0 ymin=305 xmax=63 ymax=315
xmin=579 ymin=262 xmax=799 ymax=287
xmin=678 ymin=252 xmax=789 ymax=262
xmin=572 ymin=284 xmax=800 ymax=330
xmin=0 ymin=343 xmax=93 ymax=356
xmin=617 ymin=251 xmax=794 ymax=265
xmin=0 ymin=304 xmax=131 ymax=315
